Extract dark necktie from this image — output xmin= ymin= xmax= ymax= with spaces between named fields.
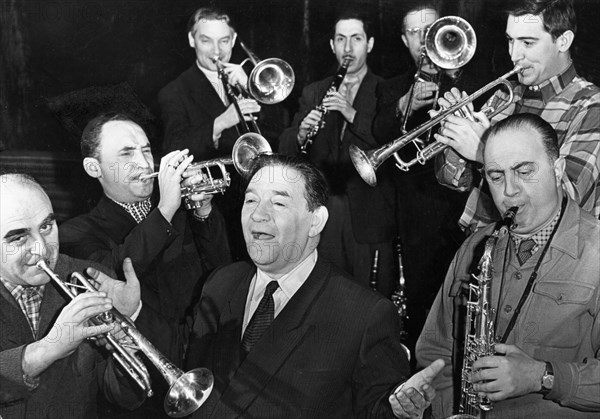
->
xmin=517 ymin=238 xmax=536 ymax=265
xmin=241 ymin=281 xmax=279 ymax=353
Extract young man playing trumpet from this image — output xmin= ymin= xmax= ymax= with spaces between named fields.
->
xmin=0 ymin=173 xmax=146 ymax=418
xmin=434 ymin=0 xmax=600 ymax=231
xmin=279 ymin=10 xmax=397 ymax=298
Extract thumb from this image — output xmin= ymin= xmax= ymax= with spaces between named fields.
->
xmin=418 ymin=358 xmax=445 ymax=383
xmin=493 ymin=343 xmax=509 ymax=355
xmin=122 ymin=258 xmax=140 ymax=289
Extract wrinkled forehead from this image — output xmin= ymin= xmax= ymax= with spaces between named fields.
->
xmin=485 ymin=127 xmax=546 ymax=162
xmin=334 ymin=19 xmax=367 ymax=37
xmin=192 ymin=18 xmax=235 ymax=37
xmin=403 ymin=8 xmax=439 ymax=30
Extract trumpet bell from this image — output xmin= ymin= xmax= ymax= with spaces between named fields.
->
xmin=232 ymin=132 xmax=273 ymax=176
xmin=165 ymin=368 xmax=214 ymax=418
xmin=349 ymin=144 xmax=379 ymax=187
xmin=426 ymin=16 xmax=476 ymax=70
xmin=248 ymin=58 xmax=295 ymax=104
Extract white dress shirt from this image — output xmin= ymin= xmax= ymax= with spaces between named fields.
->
xmin=241 ymin=250 xmax=318 ymax=337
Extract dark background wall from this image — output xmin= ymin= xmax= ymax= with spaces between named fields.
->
xmin=1 ymin=0 xmax=599 ymax=152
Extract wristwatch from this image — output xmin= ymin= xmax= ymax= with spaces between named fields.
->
xmin=540 ymin=361 xmax=554 ymax=394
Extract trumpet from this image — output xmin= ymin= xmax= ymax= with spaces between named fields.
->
xmin=36 ymin=260 xmax=213 ymax=418
xmin=300 ymin=57 xmax=351 ymax=155
xmin=350 ymin=65 xmax=521 ymax=186
xmin=139 ymin=135 xmax=272 ymax=210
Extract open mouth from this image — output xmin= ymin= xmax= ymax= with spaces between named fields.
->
xmin=251 ymin=231 xmax=275 ymax=240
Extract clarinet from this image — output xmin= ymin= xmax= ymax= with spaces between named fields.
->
xmin=300 ymin=57 xmax=351 ymax=155
xmin=369 ymin=249 xmax=379 ymax=292
xmin=391 ymin=241 xmax=409 ymax=342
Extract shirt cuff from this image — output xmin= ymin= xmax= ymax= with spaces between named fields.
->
xmin=130 ymin=301 xmax=143 ymax=322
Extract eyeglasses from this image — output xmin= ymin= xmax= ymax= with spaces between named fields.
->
xmin=404 ymin=26 xmax=432 ymax=36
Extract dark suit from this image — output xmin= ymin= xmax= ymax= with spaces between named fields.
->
xmin=279 ymin=70 xmax=397 ymax=297
xmin=158 ymin=64 xmax=240 ymax=160
xmin=0 ymin=254 xmax=143 ymax=418
xmin=59 ymin=194 xmax=231 ymax=361
xmin=187 ymin=257 xmax=409 ymax=418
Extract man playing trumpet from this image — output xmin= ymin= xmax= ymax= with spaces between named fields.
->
xmin=0 ymin=173 xmax=146 ymax=418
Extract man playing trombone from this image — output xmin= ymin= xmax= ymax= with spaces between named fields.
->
xmin=433 ymin=0 xmax=600 ymax=231
xmin=0 ymin=173 xmax=146 ymax=418
xmin=159 ymin=7 xmax=260 ymax=161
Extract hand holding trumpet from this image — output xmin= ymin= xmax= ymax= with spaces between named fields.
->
xmin=432 ymin=87 xmax=491 ymax=163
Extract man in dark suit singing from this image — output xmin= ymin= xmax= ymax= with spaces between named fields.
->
xmin=186 ymin=154 xmax=444 ymax=418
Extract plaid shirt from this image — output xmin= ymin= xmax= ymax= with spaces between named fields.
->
xmin=0 ymin=277 xmax=45 ymax=337
xmin=436 ymin=63 xmax=600 ymax=232
xmin=112 ymin=198 xmax=152 ymax=223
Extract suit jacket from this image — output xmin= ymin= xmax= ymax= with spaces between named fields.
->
xmin=59 ymin=194 xmax=231 ymax=362
xmin=158 ymin=64 xmax=240 ymax=160
xmin=186 ymin=258 xmax=410 ymax=418
xmin=0 ymin=254 xmax=143 ymax=418
xmin=279 ymin=70 xmax=397 ymax=243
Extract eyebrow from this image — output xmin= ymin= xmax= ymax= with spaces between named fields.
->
xmin=486 ymin=161 xmax=534 ymax=175
xmin=244 ymin=188 xmax=291 ymax=199
xmin=3 ymin=213 xmax=56 ymax=240
xmin=505 ymin=33 xmax=539 ymax=41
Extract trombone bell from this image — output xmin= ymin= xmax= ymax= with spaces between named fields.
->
xmin=426 ymin=16 xmax=476 ymax=70
xmin=349 ymin=145 xmax=379 ymax=187
xmin=249 ymin=58 xmax=295 ymax=104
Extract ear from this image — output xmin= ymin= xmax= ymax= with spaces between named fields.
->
xmin=329 ymin=39 xmax=335 ymax=55
xmin=401 ymin=33 xmax=409 ymax=48
xmin=556 ymin=30 xmax=574 ymax=52
xmin=188 ymin=32 xmax=195 ymax=48
xmin=231 ymin=31 xmax=237 ymax=47
xmin=308 ymin=206 xmax=329 ymax=237
xmin=367 ymin=37 xmax=374 ymax=53
xmin=83 ymin=157 xmax=102 ymax=179
xmin=553 ymin=156 xmax=565 ymax=187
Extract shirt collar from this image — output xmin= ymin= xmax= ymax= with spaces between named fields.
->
xmin=527 ymin=62 xmax=576 ymax=104
xmin=511 ymin=203 xmax=562 ymax=250
xmin=109 ymin=197 xmax=152 ymax=223
xmin=255 ymin=250 xmax=318 ymax=301
xmin=0 ymin=277 xmax=45 ymax=302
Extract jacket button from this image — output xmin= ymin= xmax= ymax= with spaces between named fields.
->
xmin=514 ymin=272 xmax=522 ymax=280
xmin=504 ymin=304 xmax=513 ymax=313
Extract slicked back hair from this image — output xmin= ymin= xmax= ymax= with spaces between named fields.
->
xmin=80 ymin=113 xmax=136 ymax=160
xmin=482 ymin=113 xmax=560 ymax=162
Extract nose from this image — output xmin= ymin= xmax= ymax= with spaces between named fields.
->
xmin=418 ymin=30 xmax=426 ymax=45
xmin=509 ymin=42 xmax=522 ymax=64
xmin=343 ymin=38 xmax=352 ymax=53
xmin=29 ymin=233 xmax=51 ymax=262
xmin=134 ymin=149 xmax=152 ymax=169
xmin=250 ymin=201 xmax=271 ymax=222
xmin=504 ymin=173 xmax=521 ymax=198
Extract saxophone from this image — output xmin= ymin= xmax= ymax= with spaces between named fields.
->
xmin=450 ymin=207 xmax=517 ymax=419
xmin=300 ymin=57 xmax=351 ymax=154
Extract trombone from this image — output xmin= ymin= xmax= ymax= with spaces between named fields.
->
xmin=350 ymin=65 xmax=521 ymax=186
xmin=36 ymin=260 xmax=213 ymax=418
xmin=212 ymin=41 xmax=295 ymax=136
xmin=398 ymin=16 xmax=476 ymax=141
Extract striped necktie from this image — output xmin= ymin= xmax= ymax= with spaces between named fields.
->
xmin=241 ymin=281 xmax=279 ymax=353
xmin=517 ymin=238 xmax=536 ymax=265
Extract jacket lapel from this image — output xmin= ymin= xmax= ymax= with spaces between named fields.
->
xmin=187 ymin=65 xmax=228 ymax=119
xmin=210 ymin=259 xmax=331 ymax=418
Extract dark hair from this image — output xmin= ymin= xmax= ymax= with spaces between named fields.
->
xmin=244 ymin=154 xmax=329 ymax=212
xmin=504 ymin=0 xmax=577 ymax=39
xmin=80 ymin=113 xmax=136 ymax=160
xmin=187 ymin=7 xmax=234 ymax=35
xmin=401 ymin=2 xmax=439 ymax=33
xmin=331 ymin=9 xmax=375 ymax=40
xmin=482 ymin=113 xmax=560 ymax=161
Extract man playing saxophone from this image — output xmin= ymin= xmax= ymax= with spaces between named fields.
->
xmin=0 ymin=173 xmax=146 ymax=418
xmin=417 ymin=113 xmax=600 ymax=418
xmin=279 ymin=9 xmax=398 ymax=298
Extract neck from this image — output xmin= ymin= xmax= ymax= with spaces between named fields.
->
xmin=347 ymin=63 xmax=367 ymax=81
